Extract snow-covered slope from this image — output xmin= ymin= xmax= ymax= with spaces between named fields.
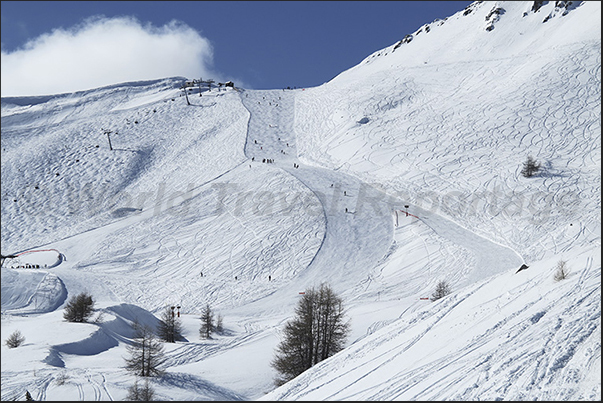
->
xmin=267 ymin=1 xmax=601 ymax=399
xmin=262 ymin=247 xmax=600 ymax=401
xmin=2 ymin=1 xmax=600 ymax=401
xmin=295 ymin=0 xmax=601 ymax=263
xmin=1 ymin=78 xmax=250 ymax=253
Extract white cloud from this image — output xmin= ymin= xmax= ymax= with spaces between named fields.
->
xmin=1 ymin=16 xmax=217 ymax=97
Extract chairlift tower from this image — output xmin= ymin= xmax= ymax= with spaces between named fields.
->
xmin=197 ymin=78 xmax=203 ymax=96
xmin=103 ymin=128 xmax=113 ymax=150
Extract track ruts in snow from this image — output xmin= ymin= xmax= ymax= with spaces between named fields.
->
xmin=241 ymin=89 xmax=524 ymax=297
xmin=241 ymin=89 xmax=394 ymax=298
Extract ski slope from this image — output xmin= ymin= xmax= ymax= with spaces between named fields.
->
xmin=294 ymin=1 xmax=601 ymax=265
xmin=262 ymin=246 xmax=600 ymax=401
xmin=1 ymin=1 xmax=600 ymax=401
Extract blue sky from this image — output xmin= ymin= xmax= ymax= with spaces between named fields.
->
xmin=1 ymin=1 xmax=472 ymax=96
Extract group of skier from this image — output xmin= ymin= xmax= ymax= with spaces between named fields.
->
xmin=251 ymin=135 xmax=298 ymax=167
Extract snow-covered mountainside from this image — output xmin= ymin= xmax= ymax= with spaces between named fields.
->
xmin=1 ymin=1 xmax=600 ymax=401
xmin=295 ymin=0 xmax=600 ymax=264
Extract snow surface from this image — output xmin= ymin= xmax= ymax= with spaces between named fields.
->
xmin=1 ymin=1 xmax=600 ymax=401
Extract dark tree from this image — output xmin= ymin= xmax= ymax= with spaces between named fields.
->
xmin=5 ymin=330 xmax=25 ymax=348
xmin=25 ymin=390 xmax=34 ymax=401
xmin=271 ymin=283 xmax=350 ymax=386
xmin=431 ymin=280 xmax=451 ymax=301
xmin=157 ymin=306 xmax=183 ymax=343
xmin=215 ymin=313 xmax=224 ymax=334
xmin=521 ymin=155 xmax=541 ymax=177
xmin=124 ymin=322 xmax=166 ymax=377
xmin=199 ymin=303 xmax=214 ymax=339
xmin=63 ymin=292 xmax=95 ymax=322
xmin=126 ymin=377 xmax=156 ymax=401
xmin=553 ymin=259 xmax=569 ymax=282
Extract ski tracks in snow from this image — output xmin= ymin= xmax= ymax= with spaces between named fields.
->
xmin=240 ymin=89 xmax=394 ymax=296
xmin=240 ymin=88 xmax=523 ymax=299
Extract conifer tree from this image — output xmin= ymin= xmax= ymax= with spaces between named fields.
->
xmin=215 ymin=313 xmax=224 ymax=334
xmin=124 ymin=322 xmax=166 ymax=377
xmin=521 ymin=155 xmax=541 ymax=177
xmin=199 ymin=304 xmax=214 ymax=339
xmin=63 ymin=292 xmax=95 ymax=322
xmin=431 ymin=280 xmax=451 ymax=301
xmin=553 ymin=259 xmax=570 ymax=281
xmin=157 ymin=306 xmax=183 ymax=343
xmin=5 ymin=329 xmax=25 ymax=348
xmin=271 ymin=283 xmax=350 ymax=386
xmin=126 ymin=377 xmax=156 ymax=401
